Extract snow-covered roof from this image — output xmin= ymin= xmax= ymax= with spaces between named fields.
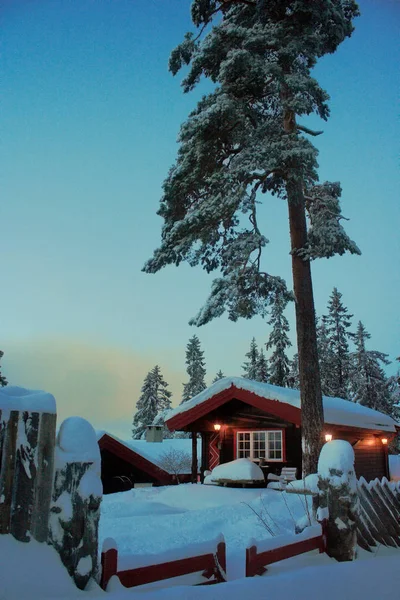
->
xmin=97 ymin=432 xmax=200 ymax=474
xmin=166 ymin=377 xmax=398 ymax=433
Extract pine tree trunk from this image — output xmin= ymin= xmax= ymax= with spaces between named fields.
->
xmin=287 ymin=177 xmax=324 ymax=475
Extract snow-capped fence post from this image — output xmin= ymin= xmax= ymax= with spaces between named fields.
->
xmin=48 ymin=417 xmax=102 ymax=590
xmin=0 ymin=388 xmax=57 ymax=542
xmin=317 ymin=440 xmax=359 ymax=561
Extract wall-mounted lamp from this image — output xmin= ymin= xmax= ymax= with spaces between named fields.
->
xmin=325 ymin=433 xmax=333 ymax=443
xmin=381 ymin=437 xmax=388 ymax=445
xmin=214 ymin=423 xmax=221 ymax=432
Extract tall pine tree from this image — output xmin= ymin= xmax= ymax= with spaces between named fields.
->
xmin=0 ymin=351 xmax=7 ymax=387
xmin=132 ymin=365 xmax=172 ymax=439
xmin=144 ymin=0 xmax=360 ymax=474
xmin=266 ymin=296 xmax=291 ymax=387
xmin=242 ymin=338 xmax=259 ymax=380
xmin=181 ymin=335 xmax=206 ymax=403
xmin=322 ymin=288 xmax=353 ymax=399
xmin=350 ymin=322 xmax=392 ymax=414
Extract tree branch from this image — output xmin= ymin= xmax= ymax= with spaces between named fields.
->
xmin=297 ymin=125 xmax=324 ymax=137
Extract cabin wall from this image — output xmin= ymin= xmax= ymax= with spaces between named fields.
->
xmin=100 ymin=449 xmax=161 ymax=494
xmin=329 ymin=428 xmax=389 ymax=482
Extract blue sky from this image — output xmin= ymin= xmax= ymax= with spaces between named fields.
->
xmin=2 ymin=0 xmax=399 ymax=438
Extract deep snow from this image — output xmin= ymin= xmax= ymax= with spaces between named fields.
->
xmin=1 ymin=483 xmax=400 ymax=599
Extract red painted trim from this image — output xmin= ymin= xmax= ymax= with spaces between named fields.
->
xmin=98 ymin=434 xmax=172 ymax=485
xmin=232 ymin=428 xmax=286 ymax=462
xmin=245 ymin=531 xmax=324 ymax=577
xmin=166 ymin=385 xmax=301 ymax=431
xmin=100 ymin=541 xmax=227 ymax=589
xmin=101 ymin=548 xmax=118 ymax=590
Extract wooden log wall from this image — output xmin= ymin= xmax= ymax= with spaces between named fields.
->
xmin=0 ymin=408 xmax=56 ymax=542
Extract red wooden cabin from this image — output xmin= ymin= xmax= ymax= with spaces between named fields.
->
xmin=165 ymin=378 xmax=399 ymax=483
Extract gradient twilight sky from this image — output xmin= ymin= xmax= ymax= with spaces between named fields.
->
xmin=2 ymin=0 xmax=399 ymax=439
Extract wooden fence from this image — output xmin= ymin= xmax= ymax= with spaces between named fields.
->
xmin=245 ymin=524 xmax=326 ymax=577
xmin=356 ymin=477 xmax=400 ymax=551
xmin=100 ymin=536 xmax=226 ymax=590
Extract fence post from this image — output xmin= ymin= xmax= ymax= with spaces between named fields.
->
xmin=48 ymin=416 xmax=102 ymax=590
xmin=317 ymin=440 xmax=359 ymax=561
xmin=0 ymin=388 xmax=57 ymax=542
xmin=100 ymin=540 xmax=119 ymax=590
xmin=215 ymin=540 xmax=226 ymax=582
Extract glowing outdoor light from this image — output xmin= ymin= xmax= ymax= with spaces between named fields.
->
xmin=325 ymin=433 xmax=333 ymax=442
xmin=381 ymin=438 xmax=388 ymax=445
xmin=214 ymin=423 xmax=221 ymax=431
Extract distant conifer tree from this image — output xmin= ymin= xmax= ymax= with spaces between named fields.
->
xmin=322 ymin=288 xmax=353 ymax=398
xmin=181 ymin=335 xmax=206 ymax=403
xmin=212 ymin=370 xmax=225 ymax=383
xmin=256 ymin=348 xmax=269 ymax=383
xmin=316 ymin=318 xmax=334 ymax=396
xmin=132 ymin=365 xmax=172 ymax=439
xmin=350 ymin=322 xmax=392 ymax=414
xmin=287 ymin=353 xmax=300 ymax=390
xmin=242 ymin=338 xmax=259 ymax=380
xmin=0 ymin=350 xmax=7 ymax=387
xmin=266 ymin=296 xmax=291 ymax=387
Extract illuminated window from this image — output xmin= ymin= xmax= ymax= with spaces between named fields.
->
xmin=236 ymin=430 xmax=283 ymax=461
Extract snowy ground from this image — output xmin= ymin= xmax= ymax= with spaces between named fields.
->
xmin=1 ymin=484 xmax=400 ymax=599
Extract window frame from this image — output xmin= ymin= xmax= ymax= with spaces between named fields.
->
xmin=235 ymin=429 xmax=284 ymax=462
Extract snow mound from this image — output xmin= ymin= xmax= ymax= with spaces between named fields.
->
xmin=205 ymin=458 xmax=264 ymax=483
xmin=318 ymin=440 xmax=355 ymax=479
xmin=0 ymin=385 xmax=56 ymax=414
xmin=57 ymin=416 xmax=101 ymax=471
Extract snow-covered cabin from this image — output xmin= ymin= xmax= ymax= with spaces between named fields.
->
xmin=165 ymin=377 xmax=399 ymax=483
xmin=97 ymin=429 xmax=200 ymax=493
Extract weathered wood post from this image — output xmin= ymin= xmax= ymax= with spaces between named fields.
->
xmin=48 ymin=416 xmax=102 ymax=590
xmin=0 ymin=387 xmax=56 ymax=542
xmin=317 ymin=439 xmax=359 ymax=561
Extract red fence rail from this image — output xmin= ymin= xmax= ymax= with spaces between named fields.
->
xmin=245 ymin=523 xmax=326 ymax=577
xmin=100 ymin=538 xmax=226 ymax=590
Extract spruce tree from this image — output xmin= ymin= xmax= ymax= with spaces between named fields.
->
xmin=212 ymin=370 xmax=225 ymax=383
xmin=181 ymin=335 xmax=206 ymax=403
xmin=266 ymin=296 xmax=291 ymax=387
xmin=132 ymin=365 xmax=172 ymax=439
xmin=256 ymin=347 xmax=269 ymax=383
xmin=287 ymin=353 xmax=300 ymax=390
xmin=242 ymin=338 xmax=259 ymax=380
xmin=316 ymin=318 xmax=334 ymax=396
xmin=322 ymin=288 xmax=353 ymax=398
xmin=144 ymin=0 xmax=360 ymax=474
xmin=350 ymin=322 xmax=392 ymax=414
xmin=0 ymin=351 xmax=7 ymax=387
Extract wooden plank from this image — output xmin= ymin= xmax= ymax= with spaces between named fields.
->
xmin=10 ymin=411 xmax=40 ymax=541
xmin=0 ymin=411 xmax=19 ymax=534
xmin=358 ymin=483 xmax=396 ymax=547
xmin=246 ymin=534 xmax=323 ymax=577
xmin=118 ymin=553 xmax=217 ymax=588
xmin=30 ymin=412 xmax=57 ymax=543
xmin=359 ymin=482 xmax=398 ymax=547
xmin=371 ymin=483 xmax=400 ymax=538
